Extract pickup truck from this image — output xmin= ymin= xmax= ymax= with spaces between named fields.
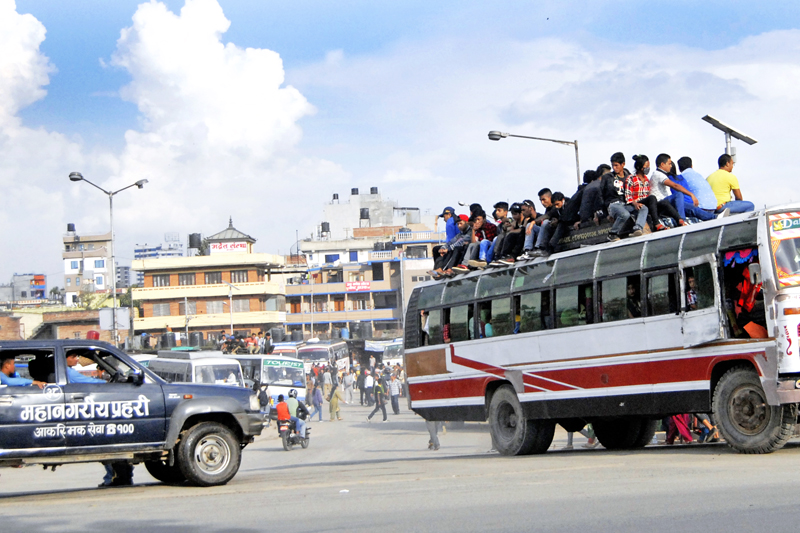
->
xmin=0 ymin=340 xmax=263 ymax=487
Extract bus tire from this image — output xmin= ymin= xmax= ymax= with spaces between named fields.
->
xmin=593 ymin=418 xmax=643 ymax=450
xmin=630 ymin=419 xmax=659 ymax=448
xmin=488 ymin=385 xmax=554 ymax=456
xmin=712 ymin=366 xmax=795 ymax=454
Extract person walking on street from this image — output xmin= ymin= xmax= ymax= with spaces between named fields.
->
xmin=343 ymin=370 xmax=355 ymax=404
xmin=322 ymin=367 xmax=332 ymax=398
xmin=388 ymin=373 xmax=402 ymax=415
xmin=308 ymin=383 xmax=324 ymax=422
xmin=357 ymin=369 xmax=366 ymax=405
xmin=367 ymin=377 xmax=388 ymax=422
xmin=328 ymin=382 xmax=343 ymax=421
xmin=364 ymin=370 xmax=375 ymax=406
xmin=426 ymin=420 xmax=441 ymax=451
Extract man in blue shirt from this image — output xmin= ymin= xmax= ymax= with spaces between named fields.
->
xmin=439 ymin=207 xmax=457 ymax=241
xmin=66 ymin=351 xmax=105 ymax=384
xmin=677 ymin=157 xmax=719 ymax=220
xmin=0 ymin=357 xmax=45 ymax=388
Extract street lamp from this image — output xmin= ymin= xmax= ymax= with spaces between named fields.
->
xmin=222 ymin=281 xmax=240 ymax=336
xmin=68 ymin=172 xmax=148 ymax=346
xmin=488 ymin=131 xmax=582 ymax=187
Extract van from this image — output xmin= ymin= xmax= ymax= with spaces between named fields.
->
xmin=149 ymin=350 xmax=245 ymax=387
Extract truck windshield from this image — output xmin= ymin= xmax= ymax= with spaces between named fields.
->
xmin=769 ymin=212 xmax=800 ymax=288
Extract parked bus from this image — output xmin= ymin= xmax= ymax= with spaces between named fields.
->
xmin=271 ymin=341 xmax=305 ymax=358
xmin=298 ymin=340 xmax=349 ymax=372
xmin=404 ymin=206 xmax=800 ymax=455
xmin=231 ymin=354 xmax=307 ymax=403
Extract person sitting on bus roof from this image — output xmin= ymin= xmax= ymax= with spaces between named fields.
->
xmin=476 ymin=201 xmax=509 ymax=267
xmin=430 ymin=214 xmax=471 ymax=277
xmin=706 ymin=153 xmax=755 ymax=214
xmin=676 ymin=157 xmax=721 ymax=220
xmin=577 ymin=164 xmax=611 ymax=227
xmin=493 ymin=202 xmax=528 ymax=266
xmin=601 ymin=152 xmax=636 ymax=241
xmin=649 ymin=153 xmax=693 ymax=226
xmin=465 ymin=210 xmax=497 ymax=269
xmin=627 ymin=154 xmax=671 ymax=233
xmin=528 ymin=192 xmax=577 ymax=256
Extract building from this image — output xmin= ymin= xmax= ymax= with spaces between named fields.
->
xmin=116 ymin=266 xmax=132 ymax=289
xmin=132 ymin=233 xmax=185 ymax=286
xmin=284 ymin=187 xmax=441 ymax=341
xmin=30 ymin=309 xmax=124 ymax=344
xmin=0 ymin=273 xmax=47 ymax=304
xmin=62 ymin=225 xmax=113 ymax=307
xmin=131 ymin=220 xmax=286 ymax=344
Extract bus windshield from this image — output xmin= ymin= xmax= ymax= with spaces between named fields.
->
xmin=299 ymin=348 xmax=330 ymax=361
xmin=263 ymin=365 xmax=305 ymax=386
xmin=769 ymin=212 xmax=800 ymax=287
xmin=194 ymin=364 xmax=243 ymax=386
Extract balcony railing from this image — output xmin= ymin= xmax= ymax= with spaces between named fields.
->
xmin=393 ymin=231 xmax=446 ymax=243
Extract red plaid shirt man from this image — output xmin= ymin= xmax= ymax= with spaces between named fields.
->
xmin=625 ymin=174 xmax=651 ymax=204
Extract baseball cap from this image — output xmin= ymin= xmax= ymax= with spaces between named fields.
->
xmin=458 ymin=214 xmax=469 ymax=222
xmin=522 ymin=199 xmax=535 ymax=207
xmin=439 ymin=206 xmax=455 ymax=217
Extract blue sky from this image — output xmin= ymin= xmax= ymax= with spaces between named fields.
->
xmin=3 ymin=0 xmax=800 ymax=282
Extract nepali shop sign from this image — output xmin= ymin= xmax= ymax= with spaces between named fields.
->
xmin=210 ymin=241 xmax=248 ymax=254
xmin=346 ymin=281 xmax=371 ymax=292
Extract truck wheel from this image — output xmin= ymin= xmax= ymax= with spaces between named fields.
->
xmin=282 ymin=431 xmax=293 ymax=451
xmin=177 ymin=422 xmax=241 ymax=486
xmin=489 ymin=385 xmax=554 ymax=456
xmin=712 ymin=366 xmax=795 ymax=454
xmin=593 ymin=418 xmax=643 ymax=450
xmin=144 ymin=458 xmax=186 ymax=485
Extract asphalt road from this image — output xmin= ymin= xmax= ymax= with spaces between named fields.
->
xmin=3 ymin=401 xmax=800 ymax=532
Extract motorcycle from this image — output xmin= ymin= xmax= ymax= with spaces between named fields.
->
xmin=277 ymin=417 xmax=310 ymax=451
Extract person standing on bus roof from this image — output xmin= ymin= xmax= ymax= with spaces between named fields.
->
xmin=706 ymin=154 xmax=755 ymax=214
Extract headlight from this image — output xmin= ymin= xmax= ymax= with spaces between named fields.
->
xmin=249 ymin=394 xmax=260 ymax=411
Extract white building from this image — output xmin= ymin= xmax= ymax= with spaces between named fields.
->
xmin=62 ymin=225 xmax=113 ymax=306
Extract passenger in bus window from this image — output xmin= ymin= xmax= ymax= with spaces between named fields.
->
xmin=627 ymin=283 xmax=642 ymax=318
xmin=686 ymin=275 xmax=698 ymax=311
xmin=420 ymin=310 xmax=430 ymax=346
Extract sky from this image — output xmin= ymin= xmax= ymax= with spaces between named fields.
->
xmin=3 ymin=0 xmax=800 ymax=284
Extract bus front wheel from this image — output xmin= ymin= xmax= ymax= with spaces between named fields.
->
xmin=488 ymin=385 xmax=554 ymax=456
xmin=712 ymin=366 xmax=795 ymax=454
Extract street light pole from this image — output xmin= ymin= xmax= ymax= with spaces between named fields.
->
xmin=69 ymin=172 xmax=148 ymax=347
xmin=488 ymin=131 xmax=582 ymax=187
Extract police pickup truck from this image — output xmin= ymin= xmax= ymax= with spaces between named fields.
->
xmin=0 ymin=340 xmax=263 ymax=487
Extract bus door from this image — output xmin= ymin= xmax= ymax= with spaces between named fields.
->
xmin=679 ymin=254 xmax=724 ymax=347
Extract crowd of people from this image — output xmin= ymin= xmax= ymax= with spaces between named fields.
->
xmin=218 ymin=330 xmax=274 ymax=354
xmin=429 ymin=152 xmax=753 ymax=279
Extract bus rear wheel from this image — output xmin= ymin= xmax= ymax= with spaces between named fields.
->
xmin=489 ymin=385 xmax=554 ymax=456
xmin=712 ymin=366 xmax=795 ymax=454
xmin=593 ymin=418 xmax=644 ymax=450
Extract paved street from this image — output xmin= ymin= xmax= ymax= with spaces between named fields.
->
xmin=3 ymin=401 xmax=800 ymax=532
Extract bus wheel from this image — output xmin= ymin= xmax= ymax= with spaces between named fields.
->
xmin=593 ymin=418 xmax=643 ymax=450
xmin=712 ymin=366 xmax=795 ymax=454
xmin=630 ymin=419 xmax=659 ymax=448
xmin=489 ymin=385 xmax=554 ymax=456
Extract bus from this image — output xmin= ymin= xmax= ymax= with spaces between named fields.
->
xmin=231 ymin=354 xmax=307 ymax=403
xmin=271 ymin=341 xmax=305 ymax=358
xmin=298 ymin=340 xmax=349 ymax=372
xmin=404 ymin=206 xmax=800 ymax=456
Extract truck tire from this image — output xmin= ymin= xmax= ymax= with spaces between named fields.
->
xmin=489 ymin=385 xmax=554 ymax=456
xmin=144 ymin=458 xmax=186 ymax=485
xmin=177 ymin=422 xmax=241 ymax=486
xmin=593 ymin=418 xmax=643 ymax=450
xmin=712 ymin=366 xmax=795 ymax=454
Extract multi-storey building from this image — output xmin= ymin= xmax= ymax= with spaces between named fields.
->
xmin=116 ymin=266 xmax=132 ymax=289
xmin=132 ymin=233 xmax=185 ymax=286
xmin=62 ymin=225 xmax=113 ymax=307
xmin=284 ymin=188 xmax=442 ymax=341
xmin=131 ymin=221 xmax=285 ymax=343
xmin=0 ymin=274 xmax=47 ymax=304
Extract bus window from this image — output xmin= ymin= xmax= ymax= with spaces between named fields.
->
xmin=684 ymin=264 xmax=715 ymax=311
xmin=427 ymin=309 xmax=442 ymax=345
xmin=491 ymin=298 xmax=512 ymax=337
xmin=647 ymin=273 xmax=678 ymax=316
xmin=448 ymin=305 xmax=471 ymax=342
xmin=600 ymin=275 xmax=641 ymax=322
xmin=516 ymin=292 xmax=551 ymax=333
xmin=555 ymin=283 xmax=593 ymax=328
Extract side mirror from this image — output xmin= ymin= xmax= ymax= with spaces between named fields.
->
xmin=750 ymin=264 xmax=762 ymax=285
xmin=133 ymin=370 xmax=145 ymax=386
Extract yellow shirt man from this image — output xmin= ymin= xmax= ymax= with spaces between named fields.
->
xmin=706 ymin=168 xmax=740 ymax=207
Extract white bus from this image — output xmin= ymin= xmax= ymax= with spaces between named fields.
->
xmin=298 ymin=340 xmax=349 ymax=372
xmin=231 ymin=354 xmax=307 ymax=403
xmin=404 ymin=206 xmax=800 ymax=455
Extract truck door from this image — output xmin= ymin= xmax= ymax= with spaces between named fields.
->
xmin=61 ymin=346 xmax=167 ymax=449
xmin=679 ymin=254 xmax=724 ymax=348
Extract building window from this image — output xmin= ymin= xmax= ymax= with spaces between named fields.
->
xmin=349 ymin=251 xmax=358 ymax=262
xmin=325 ymin=254 xmax=340 ymax=263
xmin=152 ymin=303 xmax=170 ymax=317
xmin=206 ymin=301 xmax=224 ymax=314
xmin=95 ymin=276 xmax=103 ymax=286
xmin=94 ymin=259 xmax=105 ymax=268
xmin=179 ymin=301 xmax=197 ymax=315
xmin=373 ymin=292 xmax=398 ymax=309
xmin=71 ymin=260 xmax=79 ymax=270
xmin=21 ymin=291 xmax=27 ymax=298
xmin=233 ymin=299 xmax=250 ymax=313
xmin=372 ymin=263 xmax=384 ymax=281
xmin=265 ymin=295 xmax=286 ymax=312
xmin=152 ymin=274 xmax=170 ymax=287
xmin=66 ymin=278 xmax=71 ymax=286
xmin=178 ymin=273 xmax=195 ymax=286
xmin=205 ymin=271 xmax=222 ymax=284
xmin=231 ymin=270 xmax=249 ymax=283
xmin=76 ymin=276 xmax=81 ymax=285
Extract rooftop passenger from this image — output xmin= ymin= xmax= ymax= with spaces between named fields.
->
xmin=676 ymin=157 xmax=722 ymax=220
xmin=601 ymin=152 xmax=645 ymax=241
xmin=574 ymin=169 xmax=604 ymax=228
xmin=461 ymin=210 xmax=496 ymax=270
xmin=431 ymin=214 xmax=472 ymax=277
xmin=651 ymin=153 xmax=711 ymax=223
xmin=491 ymin=203 xmax=525 ymax=266
xmin=470 ymin=203 xmax=507 ymax=268
xmin=530 ymin=192 xmax=577 ymax=256
xmin=438 ymin=206 xmax=458 ymax=241
xmin=706 ymin=154 xmax=755 ymax=214
xmin=627 ymin=154 xmax=669 ymax=233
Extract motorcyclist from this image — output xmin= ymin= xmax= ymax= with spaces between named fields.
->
xmin=275 ymin=394 xmax=290 ymax=426
xmin=285 ymin=388 xmax=309 ymax=439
